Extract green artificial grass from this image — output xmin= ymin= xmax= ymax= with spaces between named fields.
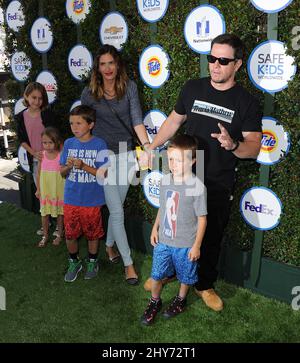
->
xmin=0 ymin=202 xmax=299 ymax=343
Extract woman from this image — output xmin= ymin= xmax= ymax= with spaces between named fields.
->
xmin=81 ymin=44 xmax=150 ymax=285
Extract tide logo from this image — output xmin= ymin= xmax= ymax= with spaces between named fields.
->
xmin=73 ymin=0 xmax=84 ymax=14
xmin=147 ymin=57 xmax=161 ymax=77
xmin=261 ymin=130 xmax=278 ymax=152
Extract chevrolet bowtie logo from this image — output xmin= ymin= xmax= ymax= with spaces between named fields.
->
xmin=105 ymin=26 xmax=123 ymax=35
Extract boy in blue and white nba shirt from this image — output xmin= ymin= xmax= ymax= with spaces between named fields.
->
xmin=141 ymin=135 xmax=207 ymax=325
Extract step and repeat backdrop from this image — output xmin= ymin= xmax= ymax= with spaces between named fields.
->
xmin=6 ymin=0 xmax=296 ymax=233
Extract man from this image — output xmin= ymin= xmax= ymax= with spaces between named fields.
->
xmin=142 ymin=34 xmax=262 ymax=311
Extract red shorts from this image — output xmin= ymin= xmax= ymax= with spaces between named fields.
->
xmin=64 ymin=204 xmax=104 ymax=241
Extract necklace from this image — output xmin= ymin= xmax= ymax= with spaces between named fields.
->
xmin=103 ymin=88 xmax=116 ymax=97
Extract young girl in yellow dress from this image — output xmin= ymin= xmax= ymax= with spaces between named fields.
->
xmin=35 ymin=127 xmax=65 ymax=247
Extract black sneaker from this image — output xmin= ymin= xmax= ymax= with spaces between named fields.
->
xmin=163 ymin=295 xmax=186 ymax=319
xmin=141 ymin=298 xmax=162 ymax=325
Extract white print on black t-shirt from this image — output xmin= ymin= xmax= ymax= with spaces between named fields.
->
xmin=191 ymin=100 xmax=235 ymax=123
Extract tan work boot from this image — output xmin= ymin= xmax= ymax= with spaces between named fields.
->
xmin=194 ymin=288 xmax=223 ymax=312
xmin=143 ymin=276 xmax=177 ymax=292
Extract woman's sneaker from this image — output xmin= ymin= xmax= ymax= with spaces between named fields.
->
xmin=141 ymin=298 xmax=162 ymax=325
xmin=64 ymin=259 xmax=82 ymax=282
xmin=163 ymin=295 xmax=186 ymax=319
xmin=84 ymin=259 xmax=99 ymax=280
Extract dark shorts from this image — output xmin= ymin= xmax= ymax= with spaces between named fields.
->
xmin=64 ymin=204 xmax=104 ymax=241
xmin=151 ymin=242 xmax=198 ymax=285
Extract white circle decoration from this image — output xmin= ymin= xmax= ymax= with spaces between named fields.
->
xmin=250 ymin=0 xmax=293 ymax=13
xmin=143 ymin=110 xmax=167 ymax=145
xmin=139 ymin=45 xmax=170 ymax=88
xmin=257 ymin=117 xmax=290 ymax=165
xmin=143 ymin=170 xmax=163 ymax=208
xmin=11 ymin=52 xmax=31 ymax=82
xmin=184 ymin=5 xmax=225 ymax=54
xmin=240 ymin=187 xmax=282 ymax=231
xmin=5 ymin=0 xmax=25 ymax=32
xmin=68 ymin=44 xmax=92 ymax=81
xmin=30 ymin=17 xmax=53 ymax=53
xmin=65 ymin=0 xmax=91 ymax=24
xmin=99 ymin=11 xmax=128 ymax=51
xmin=247 ymin=40 xmax=296 ymax=93
xmin=70 ymin=99 xmax=81 ymax=111
xmin=36 ymin=71 xmax=58 ymax=104
xmin=14 ymin=97 xmax=26 ymax=115
xmin=18 ymin=146 xmax=30 ymax=173
xmin=136 ymin=0 xmax=169 ymax=23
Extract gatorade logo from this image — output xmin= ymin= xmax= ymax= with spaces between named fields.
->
xmin=261 ymin=130 xmax=278 ymax=152
xmin=147 ymin=57 xmax=161 ymax=76
xmin=73 ymin=0 xmax=84 ymax=14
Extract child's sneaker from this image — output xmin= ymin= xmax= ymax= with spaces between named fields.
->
xmin=64 ymin=259 xmax=82 ymax=282
xmin=84 ymin=258 xmax=99 ymax=280
xmin=141 ymin=298 xmax=162 ymax=325
xmin=163 ymin=295 xmax=186 ymax=319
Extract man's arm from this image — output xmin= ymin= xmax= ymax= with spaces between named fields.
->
xmin=148 ymin=110 xmax=187 ymax=151
xmin=211 ymin=123 xmax=262 ymax=159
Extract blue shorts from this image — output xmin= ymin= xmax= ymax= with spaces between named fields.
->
xmin=151 ymin=242 xmax=198 ymax=285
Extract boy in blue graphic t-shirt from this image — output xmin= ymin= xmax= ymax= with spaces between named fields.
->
xmin=60 ymin=105 xmax=108 ymax=282
xmin=141 ymin=135 xmax=207 ymax=325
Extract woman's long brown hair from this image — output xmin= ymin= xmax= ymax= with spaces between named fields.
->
xmin=89 ymin=44 xmax=129 ymax=100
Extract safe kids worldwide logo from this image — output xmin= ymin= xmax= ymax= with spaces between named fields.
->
xmin=240 ymin=187 xmax=282 ymax=231
xmin=11 ymin=51 xmax=31 ymax=82
xmin=184 ymin=4 xmax=225 ymax=54
xmin=143 ymin=171 xmax=163 ymax=208
xmin=256 ymin=117 xmax=290 ymax=165
xmin=139 ymin=45 xmax=170 ymax=88
xmin=247 ymin=40 xmax=297 ymax=93
xmin=65 ymin=0 xmax=91 ymax=24
xmin=136 ymin=0 xmax=169 ymax=23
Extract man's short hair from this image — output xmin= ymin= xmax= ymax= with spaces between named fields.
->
xmin=168 ymin=134 xmax=198 ymax=159
xmin=70 ymin=105 xmax=96 ymax=124
xmin=211 ymin=33 xmax=245 ymax=60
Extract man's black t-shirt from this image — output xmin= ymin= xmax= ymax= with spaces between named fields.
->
xmin=175 ymin=77 xmax=262 ymax=194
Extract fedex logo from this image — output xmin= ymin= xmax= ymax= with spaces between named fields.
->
xmin=244 ymin=201 xmax=274 ymax=215
xmin=70 ymin=58 xmax=88 ymax=67
xmin=145 ymin=125 xmax=158 ymax=135
xmin=7 ymin=12 xmax=18 ymax=20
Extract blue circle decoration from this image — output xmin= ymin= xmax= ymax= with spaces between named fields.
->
xmin=240 ymin=186 xmax=282 ymax=231
xmin=30 ymin=17 xmax=53 ymax=54
xmin=250 ymin=0 xmax=294 ymax=13
xmin=99 ymin=11 xmax=128 ymax=51
xmin=247 ymin=40 xmax=297 ymax=94
xmin=142 ymin=170 xmax=163 ymax=208
xmin=184 ymin=4 xmax=226 ymax=54
xmin=136 ymin=0 xmax=169 ymax=23
xmin=139 ymin=44 xmax=170 ymax=89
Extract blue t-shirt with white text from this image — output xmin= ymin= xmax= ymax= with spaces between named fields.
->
xmin=60 ymin=136 xmax=108 ymax=207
